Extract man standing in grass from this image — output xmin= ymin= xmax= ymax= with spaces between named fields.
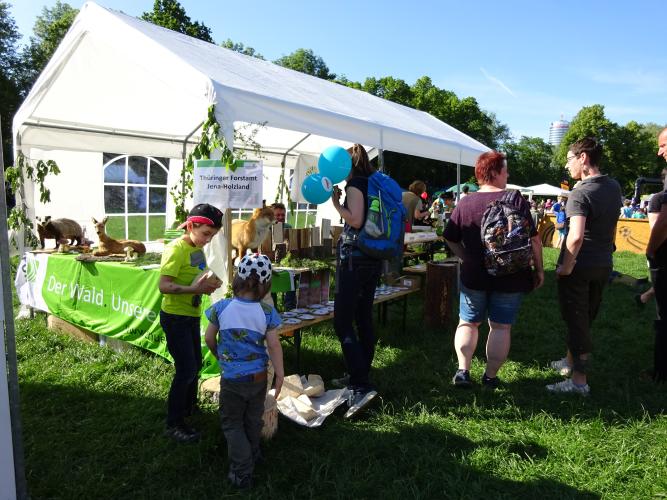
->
xmin=644 ymin=127 xmax=667 ymax=382
xmin=548 ymin=137 xmax=622 ymax=395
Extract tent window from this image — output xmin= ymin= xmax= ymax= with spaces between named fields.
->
xmin=103 ymin=154 xmax=169 ymax=241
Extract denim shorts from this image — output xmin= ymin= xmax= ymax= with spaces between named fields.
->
xmin=459 ymin=283 xmax=524 ymax=325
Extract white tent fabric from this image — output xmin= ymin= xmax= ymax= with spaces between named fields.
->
xmin=505 ymin=183 xmax=532 ymax=192
xmin=13 ymin=1 xmax=489 ymax=165
xmin=526 ymin=183 xmax=568 ymax=197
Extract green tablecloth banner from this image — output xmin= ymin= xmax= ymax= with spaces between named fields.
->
xmin=270 ymin=270 xmax=295 ymax=293
xmin=15 ymin=253 xmax=225 ymax=377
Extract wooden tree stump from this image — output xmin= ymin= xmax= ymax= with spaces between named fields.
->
xmin=323 ymin=239 xmax=333 ymax=258
xmin=274 ymin=243 xmax=287 ymax=262
xmin=424 ymin=261 xmax=458 ymax=329
xmin=288 ymin=229 xmax=299 ymax=257
xmin=260 ymin=231 xmax=274 ymax=261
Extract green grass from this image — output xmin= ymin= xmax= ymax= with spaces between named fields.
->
xmin=104 ymin=215 xmax=166 ymax=241
xmin=14 ymin=248 xmax=667 ymax=499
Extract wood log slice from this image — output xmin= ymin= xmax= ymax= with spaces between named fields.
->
xmin=425 ymin=261 xmax=458 ymax=329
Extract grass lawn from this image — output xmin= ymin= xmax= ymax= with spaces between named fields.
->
xmin=14 ymin=248 xmax=667 ymax=499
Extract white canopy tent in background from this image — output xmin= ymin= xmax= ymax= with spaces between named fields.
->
xmin=505 ymin=183 xmax=534 ymax=201
xmin=12 ymin=1 xmax=489 ymax=287
xmin=526 ymin=183 xmax=569 ymax=197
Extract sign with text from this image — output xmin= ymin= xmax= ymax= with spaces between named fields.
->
xmin=193 ymin=159 xmax=263 ymax=209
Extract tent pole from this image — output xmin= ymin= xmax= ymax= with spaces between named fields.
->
xmin=456 ymin=150 xmax=462 ymax=199
xmin=378 ymin=149 xmax=385 ymax=173
xmin=179 ymin=121 xmax=204 ymax=219
xmin=23 ymin=120 xmax=201 ymax=147
xmin=279 ymin=133 xmax=310 ymax=205
xmin=0 ymin=117 xmax=28 ymax=499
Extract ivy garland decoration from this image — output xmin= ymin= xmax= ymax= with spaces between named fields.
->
xmin=170 ymin=105 xmax=264 ymax=223
xmin=5 ymin=151 xmax=61 ymax=248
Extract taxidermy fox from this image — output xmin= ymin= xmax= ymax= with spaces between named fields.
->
xmin=230 ymin=206 xmax=275 ymax=259
xmin=91 ymin=217 xmax=146 ymax=256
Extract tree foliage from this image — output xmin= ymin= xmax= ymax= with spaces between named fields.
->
xmin=220 ymin=39 xmax=264 ymax=59
xmin=274 ymin=48 xmax=336 ymax=80
xmin=0 ymin=1 xmax=21 ymax=166
xmin=556 ymin=105 xmax=665 ymax=194
xmin=18 ymin=1 xmax=78 ymax=97
xmin=502 ymin=136 xmax=561 ymax=187
xmin=141 ymin=0 xmax=212 ymax=43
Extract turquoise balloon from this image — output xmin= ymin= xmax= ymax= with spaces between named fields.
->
xmin=301 ymin=174 xmax=333 ymax=204
xmin=318 ymin=146 xmax=352 ymax=184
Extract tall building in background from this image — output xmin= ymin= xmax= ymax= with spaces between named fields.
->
xmin=548 ymin=117 xmax=570 ymax=146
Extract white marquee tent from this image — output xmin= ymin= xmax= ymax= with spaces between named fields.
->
xmin=11 ymin=1 xmax=491 ymax=285
xmin=13 ymin=1 xmax=489 ymax=166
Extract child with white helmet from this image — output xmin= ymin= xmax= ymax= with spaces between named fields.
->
xmin=204 ymin=253 xmax=284 ymax=489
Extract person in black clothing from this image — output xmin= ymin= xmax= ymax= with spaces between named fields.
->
xmin=547 ymin=137 xmax=622 ymax=395
xmin=330 ymin=144 xmax=381 ymax=418
xmin=645 ymin=128 xmax=667 ymax=382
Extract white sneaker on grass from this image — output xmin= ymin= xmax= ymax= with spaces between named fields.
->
xmin=344 ymin=389 xmax=377 ymax=418
xmin=545 ymin=378 xmax=590 ymax=396
xmin=549 ymin=357 xmax=573 ymax=377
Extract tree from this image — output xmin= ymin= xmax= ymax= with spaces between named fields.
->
xmin=0 ymin=1 xmax=21 ymax=166
xmin=18 ymin=1 xmax=77 ymax=97
xmin=220 ymin=39 xmax=264 ymax=59
xmin=361 ymin=76 xmax=412 ymax=106
xmin=141 ymin=0 xmax=213 ymax=43
xmin=274 ymin=48 xmax=336 ymax=80
xmin=555 ymin=105 xmax=664 ymax=193
xmin=502 ymin=136 xmax=561 ymax=187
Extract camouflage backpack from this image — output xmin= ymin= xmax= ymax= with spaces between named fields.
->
xmin=480 ymin=190 xmax=533 ymax=276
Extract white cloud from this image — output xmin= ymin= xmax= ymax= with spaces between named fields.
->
xmin=480 ymin=67 xmax=516 ymax=97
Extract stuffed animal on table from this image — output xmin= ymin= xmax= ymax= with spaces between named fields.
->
xmin=230 ymin=206 xmax=274 ymax=260
xmin=91 ymin=217 xmax=146 ymax=256
xmin=37 ymin=217 xmax=84 ymax=249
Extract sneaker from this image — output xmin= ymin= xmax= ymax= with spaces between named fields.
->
xmin=344 ymin=389 xmax=378 ymax=419
xmin=452 ymin=369 xmax=472 ymax=388
xmin=545 ymin=378 xmax=590 ymax=396
xmin=228 ymin=471 xmax=252 ymax=489
xmin=481 ymin=373 xmax=500 ymax=390
xmin=331 ymin=373 xmax=350 ymax=389
xmin=549 ymin=357 xmax=573 ymax=377
xmin=164 ymin=423 xmax=201 ymax=443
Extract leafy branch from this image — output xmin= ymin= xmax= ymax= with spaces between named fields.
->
xmin=5 ymin=151 xmax=60 ymax=248
xmin=274 ymin=159 xmax=293 ymax=208
xmin=278 ymin=254 xmax=334 ymax=272
xmin=170 ymin=105 xmax=265 ymax=223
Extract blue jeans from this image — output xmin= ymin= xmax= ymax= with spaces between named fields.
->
xmin=459 ymin=283 xmax=524 ymax=325
xmin=334 ymin=256 xmax=382 ymax=389
xmin=160 ymin=311 xmax=202 ymax=426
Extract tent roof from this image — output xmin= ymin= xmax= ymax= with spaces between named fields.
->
xmin=526 ymin=183 xmax=568 ymax=197
xmin=505 ymin=183 xmax=532 ymax=192
xmin=13 ymin=2 xmax=489 ymax=164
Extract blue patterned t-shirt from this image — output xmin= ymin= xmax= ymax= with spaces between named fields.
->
xmin=205 ymin=297 xmax=281 ymax=379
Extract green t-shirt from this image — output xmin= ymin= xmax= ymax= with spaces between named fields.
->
xmin=160 ymin=238 xmax=207 ymax=317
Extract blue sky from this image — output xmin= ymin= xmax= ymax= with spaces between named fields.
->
xmin=10 ymin=0 xmax=667 ymax=142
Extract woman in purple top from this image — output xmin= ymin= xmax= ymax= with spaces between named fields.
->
xmin=444 ymin=152 xmax=544 ymax=389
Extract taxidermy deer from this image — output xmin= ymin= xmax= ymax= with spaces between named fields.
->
xmin=230 ymin=206 xmax=275 ymax=260
xmin=91 ymin=217 xmax=146 ymax=256
xmin=37 ymin=217 xmax=84 ymax=249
